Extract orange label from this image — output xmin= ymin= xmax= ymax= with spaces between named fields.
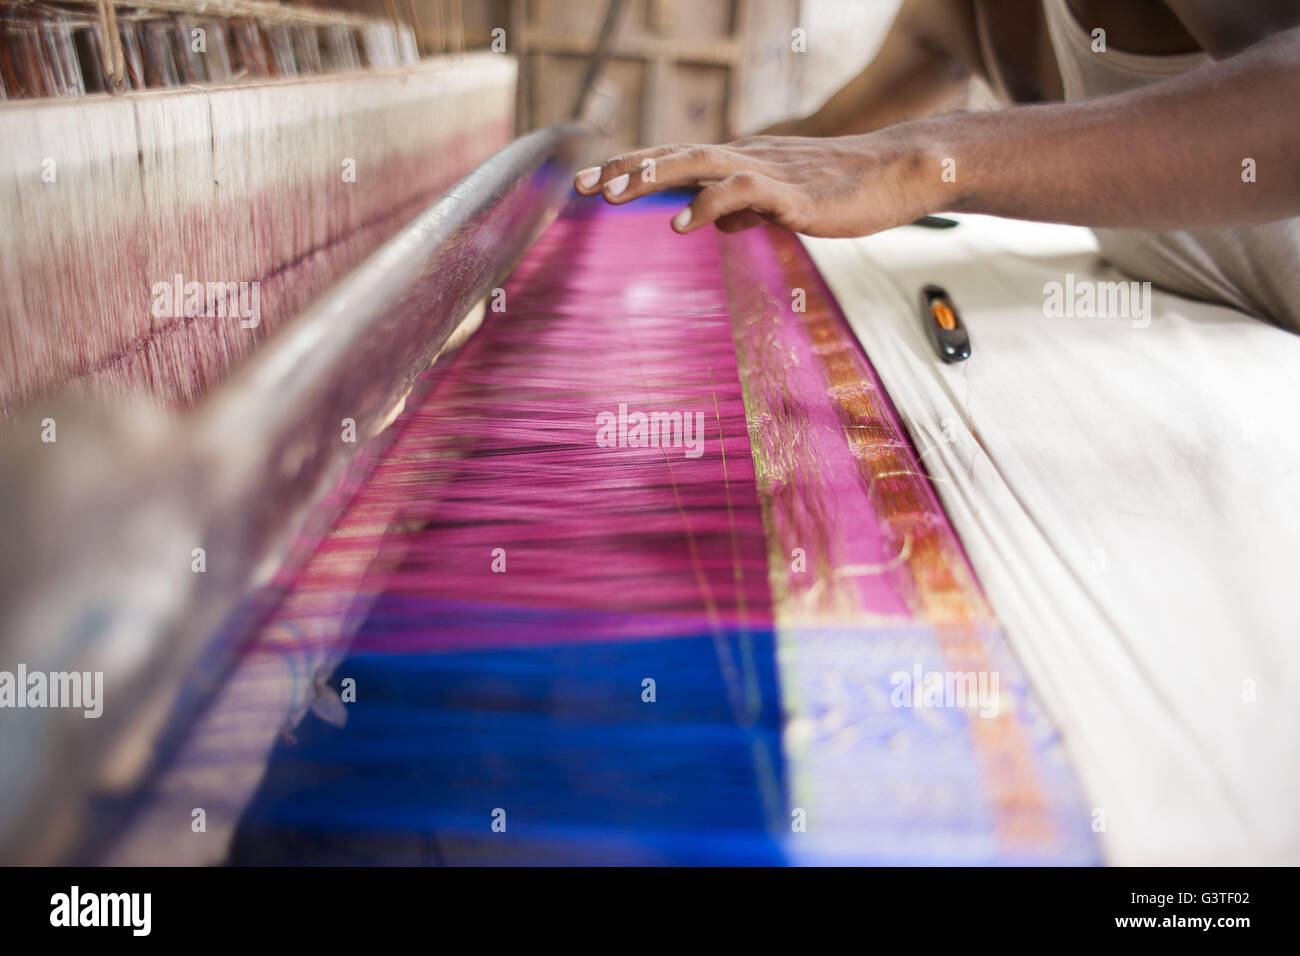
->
xmin=930 ymin=301 xmax=957 ymax=330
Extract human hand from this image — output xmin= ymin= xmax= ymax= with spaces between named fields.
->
xmin=573 ymin=130 xmax=935 ymax=238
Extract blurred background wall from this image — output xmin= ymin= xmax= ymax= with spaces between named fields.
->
xmin=296 ymin=0 xmax=906 ymax=153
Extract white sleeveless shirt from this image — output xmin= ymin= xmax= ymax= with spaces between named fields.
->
xmin=1041 ymin=0 xmax=1300 ymax=331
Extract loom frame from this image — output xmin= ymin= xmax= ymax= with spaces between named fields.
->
xmin=0 ymin=121 xmax=594 ymax=862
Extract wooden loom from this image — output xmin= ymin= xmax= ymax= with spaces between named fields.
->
xmin=0 ymin=5 xmax=1097 ymax=866
xmin=1 ymin=0 xmax=510 ymax=416
xmin=0 ymin=0 xmax=586 ymax=861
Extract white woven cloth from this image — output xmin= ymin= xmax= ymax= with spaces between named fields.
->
xmin=801 ymin=216 xmax=1300 ymax=865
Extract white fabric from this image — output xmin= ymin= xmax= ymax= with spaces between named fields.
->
xmin=801 ymin=217 xmax=1300 ymax=865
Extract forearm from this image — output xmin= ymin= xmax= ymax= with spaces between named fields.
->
xmin=805 ymin=58 xmax=969 ymax=137
xmin=908 ymin=27 xmax=1300 ymax=228
xmin=780 ymin=0 xmax=979 ymax=137
xmin=803 ymin=37 xmax=971 ymax=137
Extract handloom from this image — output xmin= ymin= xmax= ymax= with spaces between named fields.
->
xmin=0 ymin=4 xmax=543 ymax=860
xmin=14 ymin=12 xmax=1270 ymax=862
xmin=0 ymin=157 xmax=1100 ymax=864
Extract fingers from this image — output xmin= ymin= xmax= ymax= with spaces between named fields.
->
xmin=573 ymin=145 xmax=678 ymax=195
xmin=672 ymin=172 xmax=790 ymax=234
xmin=574 ymin=144 xmax=763 ymax=204
xmin=573 ymin=145 xmax=793 ymax=235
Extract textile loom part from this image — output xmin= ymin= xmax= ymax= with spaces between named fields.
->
xmin=97 ymin=197 xmax=1104 ymax=866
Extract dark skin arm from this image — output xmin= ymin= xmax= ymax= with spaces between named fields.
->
xmin=761 ymin=0 xmax=984 ymax=137
xmin=575 ymin=1 xmax=1300 ymax=239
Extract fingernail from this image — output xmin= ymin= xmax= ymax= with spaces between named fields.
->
xmin=605 ymin=173 xmax=629 ymax=197
xmin=672 ymin=207 xmax=693 ymax=231
xmin=576 ymin=167 xmax=601 ymax=190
